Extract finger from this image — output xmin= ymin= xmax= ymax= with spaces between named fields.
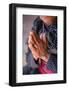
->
xmin=28 ymin=34 xmax=35 ymax=45
xmin=28 ymin=35 xmax=33 ymax=44
xmin=33 ymin=55 xmax=38 ymax=60
xmin=28 ymin=35 xmax=38 ymax=48
xmin=28 ymin=43 xmax=38 ymax=58
xmin=28 ymin=32 xmax=36 ymax=44
xmin=40 ymin=33 xmax=48 ymax=48
xmin=42 ymin=33 xmax=46 ymax=43
xmin=28 ymin=43 xmax=36 ymax=52
xmin=30 ymin=31 xmax=39 ymax=46
xmin=32 ymin=51 xmax=39 ymax=60
xmin=40 ymin=33 xmax=46 ymax=42
xmin=40 ymin=33 xmax=43 ymax=40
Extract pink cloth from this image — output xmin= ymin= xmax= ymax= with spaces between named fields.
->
xmin=39 ymin=33 xmax=54 ymax=74
xmin=38 ymin=61 xmax=55 ymax=74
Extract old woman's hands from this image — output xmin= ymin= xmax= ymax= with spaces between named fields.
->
xmin=28 ymin=31 xmax=49 ymax=63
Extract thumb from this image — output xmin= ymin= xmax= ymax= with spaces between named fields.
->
xmin=40 ymin=33 xmax=43 ymax=40
xmin=40 ymin=33 xmax=46 ymax=42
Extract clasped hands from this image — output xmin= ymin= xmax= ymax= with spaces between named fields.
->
xmin=28 ymin=31 xmax=49 ymax=63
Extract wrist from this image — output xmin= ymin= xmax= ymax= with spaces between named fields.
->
xmin=40 ymin=53 xmax=50 ymax=63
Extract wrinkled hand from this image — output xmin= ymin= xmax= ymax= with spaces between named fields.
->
xmin=28 ymin=31 xmax=49 ymax=63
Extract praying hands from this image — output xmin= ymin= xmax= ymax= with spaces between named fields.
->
xmin=28 ymin=31 xmax=50 ymax=63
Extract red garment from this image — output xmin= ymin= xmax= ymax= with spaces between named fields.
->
xmin=38 ymin=60 xmax=55 ymax=74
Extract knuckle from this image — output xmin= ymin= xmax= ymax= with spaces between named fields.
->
xmin=30 ymin=31 xmax=33 ymax=35
xmin=28 ymin=43 xmax=32 ymax=48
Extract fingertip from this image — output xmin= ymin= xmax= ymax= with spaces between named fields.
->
xmin=40 ymin=33 xmax=43 ymax=40
xmin=28 ymin=43 xmax=32 ymax=48
xmin=30 ymin=31 xmax=33 ymax=35
xmin=30 ymin=31 xmax=36 ymax=36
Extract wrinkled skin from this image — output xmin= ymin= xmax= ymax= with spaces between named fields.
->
xmin=28 ymin=31 xmax=50 ymax=63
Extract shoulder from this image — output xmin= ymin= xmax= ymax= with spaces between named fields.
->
xmin=32 ymin=16 xmax=43 ymax=31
